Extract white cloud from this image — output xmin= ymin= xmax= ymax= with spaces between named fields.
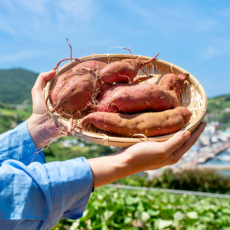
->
xmin=214 ymin=7 xmax=230 ymax=19
xmin=197 ymin=19 xmax=219 ymax=32
xmin=118 ymin=0 xmax=150 ymax=17
xmin=0 ymin=19 xmax=16 ymax=35
xmin=0 ymin=0 xmax=95 ymax=38
xmin=17 ymin=0 xmax=48 ymax=14
xmin=201 ymin=40 xmax=230 ymax=62
xmin=202 ymin=47 xmax=220 ymax=61
xmin=115 ymin=0 xmax=220 ymax=35
xmin=0 ymin=50 xmax=45 ymax=63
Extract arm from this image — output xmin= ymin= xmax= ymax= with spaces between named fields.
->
xmin=0 ymin=157 xmax=93 ymax=229
xmin=88 ymin=122 xmax=206 ymax=188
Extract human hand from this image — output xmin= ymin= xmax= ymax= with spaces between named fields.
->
xmin=88 ymin=122 xmax=206 ymax=188
xmin=27 ymin=70 xmax=58 ymax=150
xmin=121 ymin=122 xmax=207 ymax=173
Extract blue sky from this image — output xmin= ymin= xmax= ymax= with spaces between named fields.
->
xmin=0 ymin=0 xmax=230 ymax=98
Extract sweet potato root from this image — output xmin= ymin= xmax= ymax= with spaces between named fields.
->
xmin=158 ymin=74 xmax=187 ymax=96
xmin=50 ymin=60 xmax=107 ymax=112
xmin=100 ymin=53 xmax=159 ymax=83
xmin=81 ymin=107 xmax=192 ymax=137
xmin=95 ymin=83 xmax=179 ymax=113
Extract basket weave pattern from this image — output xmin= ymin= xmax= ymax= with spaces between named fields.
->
xmin=44 ymin=54 xmax=207 ymax=147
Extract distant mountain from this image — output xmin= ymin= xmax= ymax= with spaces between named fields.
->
xmin=0 ymin=68 xmax=38 ymax=104
xmin=207 ymin=94 xmax=230 ymax=114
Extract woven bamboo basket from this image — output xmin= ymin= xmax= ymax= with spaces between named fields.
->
xmin=44 ymin=54 xmax=207 ymax=147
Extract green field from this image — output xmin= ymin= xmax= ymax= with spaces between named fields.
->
xmin=52 ymin=187 xmax=230 ymax=230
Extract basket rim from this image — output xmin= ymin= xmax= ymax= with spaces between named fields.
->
xmin=45 ymin=53 xmax=207 ymax=147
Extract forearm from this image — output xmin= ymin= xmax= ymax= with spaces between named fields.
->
xmin=87 ymin=149 xmax=145 ymax=188
xmin=87 ymin=133 xmax=191 ymax=188
xmin=27 ymin=116 xmax=46 ymax=150
xmin=27 ymin=114 xmax=57 ymax=150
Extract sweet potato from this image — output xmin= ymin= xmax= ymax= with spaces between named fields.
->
xmin=74 ymin=60 xmax=107 ymax=76
xmin=100 ymin=53 xmax=159 ymax=83
xmin=158 ymin=74 xmax=187 ymax=96
xmin=95 ymin=83 xmax=179 ymax=113
xmin=50 ymin=60 xmax=107 ymax=112
xmin=81 ymin=107 xmax=192 ymax=137
xmin=95 ymin=83 xmax=125 ymax=113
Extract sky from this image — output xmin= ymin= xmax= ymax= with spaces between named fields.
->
xmin=0 ymin=0 xmax=230 ymax=98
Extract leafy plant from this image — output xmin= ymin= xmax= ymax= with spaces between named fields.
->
xmin=115 ymin=169 xmax=230 ymax=194
xmin=52 ymin=187 xmax=230 ymax=230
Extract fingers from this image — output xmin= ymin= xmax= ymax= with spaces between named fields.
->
xmin=163 ymin=130 xmax=191 ymax=155
xmin=33 ymin=70 xmax=56 ymax=92
xmin=174 ymin=122 xmax=206 ymax=157
xmin=166 ymin=122 xmax=207 ymax=164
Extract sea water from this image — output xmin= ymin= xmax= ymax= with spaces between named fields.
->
xmin=203 ymin=149 xmax=230 ymax=176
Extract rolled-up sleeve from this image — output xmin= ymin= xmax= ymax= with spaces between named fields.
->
xmin=0 ymin=121 xmax=45 ymax=165
xmin=0 ymin=157 xmax=93 ymax=230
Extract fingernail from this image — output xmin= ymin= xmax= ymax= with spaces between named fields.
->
xmin=183 ymin=131 xmax=190 ymax=138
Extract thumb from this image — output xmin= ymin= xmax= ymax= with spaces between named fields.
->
xmin=163 ymin=131 xmax=191 ymax=155
xmin=33 ymin=70 xmax=56 ymax=92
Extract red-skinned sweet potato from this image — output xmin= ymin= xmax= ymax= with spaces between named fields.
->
xmin=94 ymin=83 xmax=124 ymax=113
xmin=81 ymin=107 xmax=192 ymax=137
xmin=51 ymin=73 xmax=99 ymax=112
xmin=158 ymin=74 xmax=187 ymax=96
xmin=50 ymin=60 xmax=108 ymax=112
xmin=100 ymin=53 xmax=159 ymax=83
xmin=95 ymin=83 xmax=179 ymax=113
xmin=74 ymin=60 xmax=107 ymax=76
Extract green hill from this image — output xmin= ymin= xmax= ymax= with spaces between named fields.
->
xmin=0 ymin=68 xmax=38 ymax=104
xmin=207 ymin=94 xmax=230 ymax=114
xmin=206 ymin=94 xmax=230 ymax=125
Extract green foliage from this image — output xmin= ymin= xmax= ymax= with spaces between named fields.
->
xmin=0 ymin=116 xmax=15 ymax=133
xmin=219 ymin=112 xmax=230 ymax=124
xmin=51 ymin=169 xmax=230 ymax=229
xmin=44 ymin=138 xmax=119 ymax=162
xmin=0 ymin=101 xmax=16 ymax=110
xmin=0 ymin=102 xmax=32 ymax=134
xmin=52 ymin=187 xmax=230 ymax=230
xmin=115 ymin=169 xmax=230 ymax=194
xmin=0 ymin=68 xmax=38 ymax=104
xmin=0 ymin=114 xmax=25 ymax=133
xmin=207 ymin=94 xmax=230 ymax=114
xmin=205 ymin=94 xmax=230 ymax=126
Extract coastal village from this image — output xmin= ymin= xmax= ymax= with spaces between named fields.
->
xmin=143 ymin=120 xmax=230 ymax=178
xmin=180 ymin=121 xmax=230 ymax=167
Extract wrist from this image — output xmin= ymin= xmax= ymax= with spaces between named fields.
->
xmin=122 ymin=143 xmax=155 ymax=173
xmin=27 ymin=113 xmax=56 ymax=150
xmin=87 ymin=152 xmax=131 ymax=188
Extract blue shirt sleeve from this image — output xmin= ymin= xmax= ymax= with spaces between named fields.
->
xmin=0 ymin=158 xmax=93 ymax=230
xmin=0 ymin=121 xmax=46 ymax=166
xmin=0 ymin=121 xmax=94 ymax=229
